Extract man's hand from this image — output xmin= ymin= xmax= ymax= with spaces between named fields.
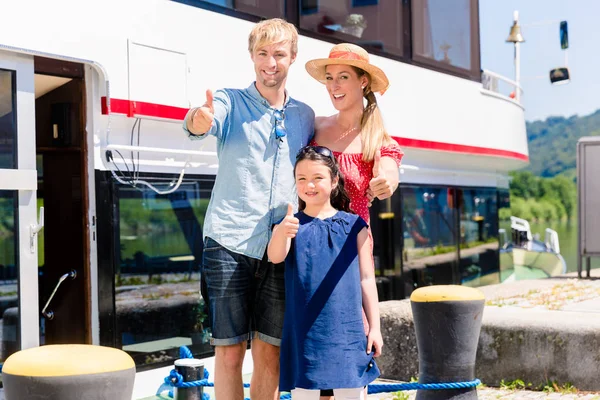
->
xmin=368 ymin=150 xmax=394 ymax=203
xmin=188 ymin=89 xmax=215 ymax=135
xmin=280 ymin=204 xmax=300 ymax=238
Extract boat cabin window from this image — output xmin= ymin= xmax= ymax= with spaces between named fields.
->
xmin=189 ymin=0 xmax=286 ymax=20
xmin=179 ymin=0 xmax=481 ymax=81
xmin=0 ymin=69 xmax=17 ymax=169
xmin=0 ymin=191 xmax=19 ymax=364
xmin=456 ymin=188 xmax=500 ymax=286
xmin=411 ymin=0 xmax=481 ymax=80
xmin=401 ymin=186 xmax=459 ymax=287
xmin=299 ymin=0 xmax=405 ymax=58
xmin=103 ymin=174 xmax=216 ymax=368
xmin=0 ymin=70 xmax=19 ymax=364
xmin=398 ymin=185 xmax=501 ymax=292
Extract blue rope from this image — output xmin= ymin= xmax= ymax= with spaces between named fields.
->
xmin=368 ymin=379 xmax=481 ymax=393
xmin=156 ymin=346 xmax=480 ymax=399
xmin=180 ymin=346 xmax=193 ymax=360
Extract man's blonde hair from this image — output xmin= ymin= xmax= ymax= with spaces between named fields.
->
xmin=248 ymin=18 xmax=298 ymax=55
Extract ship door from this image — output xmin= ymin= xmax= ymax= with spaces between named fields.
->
xmin=0 ymin=50 xmax=40 ymax=363
xmin=34 ymin=57 xmax=90 ymax=345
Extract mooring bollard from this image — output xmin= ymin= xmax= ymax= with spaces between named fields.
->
xmin=411 ymin=285 xmax=485 ymax=400
xmin=174 ymin=358 xmax=205 ymax=400
xmin=1 ymin=344 xmax=135 ymax=400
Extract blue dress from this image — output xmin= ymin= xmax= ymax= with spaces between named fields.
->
xmin=279 ymin=211 xmax=380 ymax=392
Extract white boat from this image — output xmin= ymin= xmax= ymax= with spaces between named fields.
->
xmin=0 ymin=0 xmax=528 ymax=397
xmin=499 ymin=216 xmax=567 ymax=282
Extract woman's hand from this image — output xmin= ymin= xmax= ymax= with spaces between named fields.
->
xmin=367 ymin=328 xmax=383 ymax=357
xmin=368 ymin=150 xmax=395 ymax=201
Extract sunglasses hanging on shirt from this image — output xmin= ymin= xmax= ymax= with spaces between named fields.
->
xmin=273 ymin=109 xmax=287 ymax=141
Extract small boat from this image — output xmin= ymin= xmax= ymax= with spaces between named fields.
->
xmin=499 ymin=216 xmax=567 ymax=282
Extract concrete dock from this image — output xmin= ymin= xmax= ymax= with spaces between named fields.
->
xmin=374 ymin=268 xmax=600 ymax=399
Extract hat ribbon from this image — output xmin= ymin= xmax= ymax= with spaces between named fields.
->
xmin=328 ymin=51 xmax=365 ymax=62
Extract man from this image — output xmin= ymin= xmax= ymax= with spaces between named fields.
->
xmin=183 ymin=18 xmax=314 ymax=400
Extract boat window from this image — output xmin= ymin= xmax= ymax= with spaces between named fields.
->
xmin=0 ymin=190 xmax=19 ymax=365
xmin=457 ymin=188 xmax=500 ymax=286
xmin=195 ymin=0 xmax=285 ymax=19
xmin=0 ymin=70 xmax=19 ymax=364
xmin=0 ymin=69 xmax=17 ymax=169
xmin=411 ymin=0 xmax=480 ymax=80
xmin=299 ymin=0 xmax=405 ymax=58
xmin=177 ymin=0 xmax=482 ymax=81
xmin=401 ymin=186 xmax=459 ymax=287
xmin=114 ymin=176 xmax=215 ymax=367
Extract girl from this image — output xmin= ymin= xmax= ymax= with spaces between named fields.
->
xmin=267 ymin=146 xmax=382 ymax=400
xmin=306 ymin=45 xmax=402 ymax=399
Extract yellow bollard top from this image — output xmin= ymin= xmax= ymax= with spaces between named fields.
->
xmin=2 ymin=344 xmax=135 ymax=377
xmin=410 ymin=285 xmax=485 ymax=302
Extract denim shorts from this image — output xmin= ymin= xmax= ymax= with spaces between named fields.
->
xmin=201 ymin=237 xmax=285 ymax=346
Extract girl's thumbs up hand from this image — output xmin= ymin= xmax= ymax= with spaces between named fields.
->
xmin=189 ymin=89 xmax=215 ymax=135
xmin=281 ymin=204 xmax=300 ymax=238
xmin=368 ymin=150 xmax=393 ymax=200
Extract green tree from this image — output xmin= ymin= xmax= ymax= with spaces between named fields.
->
xmin=548 ymin=176 xmax=576 ymax=219
xmin=509 ymin=171 xmax=539 ymax=199
xmin=526 ymin=109 xmax=600 ymax=178
xmin=510 ymin=197 xmax=532 ymax=221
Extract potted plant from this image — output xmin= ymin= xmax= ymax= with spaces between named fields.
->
xmin=341 ymin=14 xmax=367 ymax=38
xmin=191 ymin=297 xmax=210 ymax=345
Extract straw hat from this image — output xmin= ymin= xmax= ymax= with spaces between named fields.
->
xmin=305 ymin=43 xmax=390 ymax=95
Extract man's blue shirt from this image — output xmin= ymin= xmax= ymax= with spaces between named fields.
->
xmin=183 ymin=83 xmax=314 ymax=259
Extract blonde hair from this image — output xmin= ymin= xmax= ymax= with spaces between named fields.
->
xmin=352 ymin=67 xmax=394 ymax=162
xmin=248 ymin=18 xmax=299 ymax=55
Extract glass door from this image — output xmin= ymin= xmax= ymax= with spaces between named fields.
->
xmin=0 ymin=50 xmax=39 ymax=363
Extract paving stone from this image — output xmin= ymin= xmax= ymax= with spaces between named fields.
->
xmin=367 ymin=385 xmax=600 ymax=400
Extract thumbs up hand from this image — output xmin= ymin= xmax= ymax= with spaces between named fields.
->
xmin=280 ymin=204 xmax=300 ymax=238
xmin=188 ymin=89 xmax=215 ymax=135
xmin=368 ymin=150 xmax=394 ymax=201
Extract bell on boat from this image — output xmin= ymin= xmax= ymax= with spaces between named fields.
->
xmin=506 ymin=21 xmax=525 ymax=43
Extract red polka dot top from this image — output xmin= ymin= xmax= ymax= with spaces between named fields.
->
xmin=310 ymin=140 xmax=404 ymax=223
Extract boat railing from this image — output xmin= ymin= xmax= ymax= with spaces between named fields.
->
xmin=481 ymin=70 xmax=523 ymax=104
xmin=545 ymin=228 xmax=561 ymax=254
xmin=510 ymin=216 xmax=533 ymax=242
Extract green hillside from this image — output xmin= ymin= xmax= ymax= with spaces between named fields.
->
xmin=525 ymin=109 xmax=600 ymax=179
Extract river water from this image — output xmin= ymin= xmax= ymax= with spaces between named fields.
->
xmin=528 ymin=220 xmax=600 ymax=274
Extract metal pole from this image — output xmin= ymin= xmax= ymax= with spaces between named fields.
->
xmin=577 ymin=141 xmax=582 ymax=278
xmin=586 ymin=257 xmax=591 ymax=278
xmin=174 ymin=358 xmax=205 ymax=400
xmin=514 ymin=11 xmax=521 ymax=103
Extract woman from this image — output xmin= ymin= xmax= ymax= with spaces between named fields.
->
xmin=305 ymin=43 xmax=403 ymax=226
xmin=305 ymin=43 xmax=403 ymax=399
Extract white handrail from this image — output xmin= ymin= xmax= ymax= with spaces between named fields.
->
xmin=482 ymin=69 xmax=520 ymax=88
xmin=481 ymin=69 xmax=524 ymax=103
xmin=104 ymin=144 xmax=217 ymax=157
xmin=545 ymin=228 xmax=561 ymax=254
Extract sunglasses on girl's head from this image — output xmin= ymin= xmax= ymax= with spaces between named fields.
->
xmin=273 ymin=110 xmax=287 ymax=140
xmin=296 ymin=145 xmax=335 ymax=161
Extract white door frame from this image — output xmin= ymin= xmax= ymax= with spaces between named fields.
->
xmin=0 ymin=50 xmax=39 ymax=350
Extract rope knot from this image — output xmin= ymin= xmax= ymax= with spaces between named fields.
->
xmin=168 ymin=369 xmax=184 ymax=386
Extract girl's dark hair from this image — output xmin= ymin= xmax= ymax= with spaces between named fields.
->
xmin=294 ymin=146 xmax=352 ymax=213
